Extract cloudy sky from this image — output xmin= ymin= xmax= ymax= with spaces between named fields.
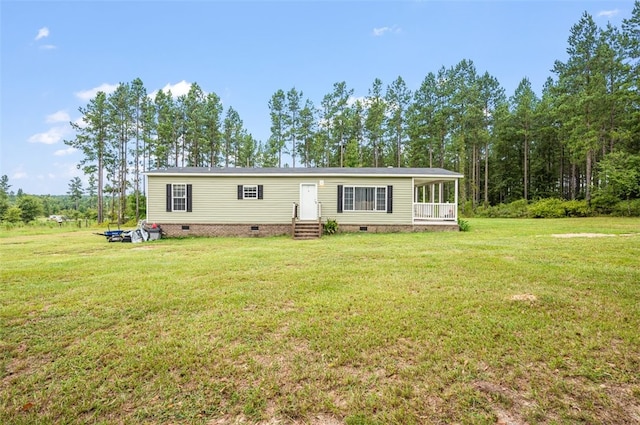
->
xmin=0 ymin=0 xmax=633 ymax=195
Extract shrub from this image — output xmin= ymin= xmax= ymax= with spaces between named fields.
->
xmin=461 ymin=201 xmax=475 ymax=217
xmin=458 ymin=219 xmax=471 ymax=232
xmin=563 ymin=200 xmax=591 ymax=217
xmin=474 ymin=199 xmax=528 ymax=218
xmin=3 ymin=206 xmax=22 ymax=223
xmin=323 ymin=218 xmax=339 ymax=235
xmin=528 ymin=198 xmax=566 ymax=218
xmin=612 ymin=199 xmax=640 ymax=217
xmin=591 ymin=192 xmax=619 ymax=215
xmin=16 ymin=196 xmax=44 ymax=223
xmin=503 ymin=199 xmax=530 ymax=218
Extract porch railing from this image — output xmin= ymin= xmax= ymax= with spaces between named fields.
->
xmin=292 ymin=201 xmax=322 ymax=221
xmin=413 ymin=203 xmax=457 ymax=221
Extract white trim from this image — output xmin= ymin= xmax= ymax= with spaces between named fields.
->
xmin=172 ymin=183 xmax=187 ymax=212
xmin=342 ymin=185 xmax=387 ymax=212
xmin=242 ymin=184 xmax=258 ymax=199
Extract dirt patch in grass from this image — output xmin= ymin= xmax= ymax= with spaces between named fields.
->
xmin=510 ymin=294 xmax=537 ymax=302
xmin=597 ymin=382 xmax=640 ymax=423
xmin=208 ymin=413 xmax=342 ymax=424
xmin=551 ymin=233 xmax=617 ymax=238
xmin=474 ymin=381 xmax=533 ymax=425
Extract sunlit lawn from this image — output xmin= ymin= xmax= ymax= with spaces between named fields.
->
xmin=1 ymin=218 xmax=639 ymax=424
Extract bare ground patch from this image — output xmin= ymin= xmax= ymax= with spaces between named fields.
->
xmin=510 ymin=294 xmax=538 ymax=302
xmin=207 ymin=413 xmax=343 ymax=425
xmin=474 ymin=381 xmax=533 ymax=425
xmin=551 ymin=233 xmax=617 ymax=238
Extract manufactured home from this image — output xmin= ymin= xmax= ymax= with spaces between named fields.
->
xmin=145 ymin=167 xmax=463 ymax=238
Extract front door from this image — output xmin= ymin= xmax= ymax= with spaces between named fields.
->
xmin=300 ymin=184 xmax=318 ymax=220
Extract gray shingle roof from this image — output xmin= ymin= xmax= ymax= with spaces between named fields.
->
xmin=145 ymin=167 xmax=463 ymax=178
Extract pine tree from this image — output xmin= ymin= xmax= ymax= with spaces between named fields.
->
xmin=385 ymin=76 xmax=411 ymax=167
xmin=297 ymin=99 xmax=317 ymax=167
xmin=268 ymin=90 xmax=286 ymax=167
xmin=364 ymin=78 xmax=386 ymax=167
xmin=204 ymin=92 xmax=223 ymax=167
xmin=553 ymin=13 xmax=604 ymax=202
xmin=67 ymin=177 xmax=83 ymax=211
xmin=510 ymin=77 xmax=539 ymax=201
xmin=65 ymin=91 xmax=110 ymax=223
xmin=285 ymin=88 xmax=302 ymax=167
xmin=107 ymin=83 xmax=134 ymax=224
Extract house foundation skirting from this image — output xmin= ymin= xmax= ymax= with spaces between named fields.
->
xmin=160 ymin=223 xmax=292 ymax=238
xmin=338 ymin=224 xmax=459 ymax=233
xmin=158 ymin=222 xmax=459 ymax=238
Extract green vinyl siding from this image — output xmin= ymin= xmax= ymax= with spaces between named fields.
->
xmin=147 ymin=175 xmax=414 ymax=225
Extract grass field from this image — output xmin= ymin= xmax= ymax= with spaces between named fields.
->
xmin=1 ymin=218 xmax=639 ymax=424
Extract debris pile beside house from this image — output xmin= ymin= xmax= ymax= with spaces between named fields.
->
xmin=96 ymin=220 xmax=163 ymax=243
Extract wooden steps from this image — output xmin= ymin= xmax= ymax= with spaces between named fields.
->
xmin=293 ymin=221 xmax=322 ymax=239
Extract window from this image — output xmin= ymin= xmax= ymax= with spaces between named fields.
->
xmin=237 ymin=185 xmax=263 ymax=200
xmin=243 ymin=185 xmax=258 ymax=199
xmin=172 ymin=184 xmax=187 ymax=211
xmin=166 ymin=183 xmax=192 ymax=212
xmin=343 ymin=186 xmax=387 ymax=212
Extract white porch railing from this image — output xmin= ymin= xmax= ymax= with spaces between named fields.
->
xmin=413 ymin=203 xmax=457 ymax=222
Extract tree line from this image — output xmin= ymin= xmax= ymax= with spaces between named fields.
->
xmin=63 ymin=4 xmax=639 ymax=224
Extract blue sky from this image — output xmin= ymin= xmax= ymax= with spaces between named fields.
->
xmin=0 ymin=0 xmax=634 ymax=195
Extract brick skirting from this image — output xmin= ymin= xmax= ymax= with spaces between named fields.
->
xmin=158 ymin=222 xmax=459 ymax=238
xmin=160 ymin=223 xmax=292 ymax=238
xmin=338 ymin=224 xmax=459 ymax=233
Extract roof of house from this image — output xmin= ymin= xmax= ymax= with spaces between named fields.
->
xmin=145 ymin=167 xmax=463 ymax=179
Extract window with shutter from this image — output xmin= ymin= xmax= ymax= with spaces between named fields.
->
xmin=340 ymin=185 xmax=388 ymax=212
xmin=238 ymin=184 xmax=264 ymax=200
xmin=166 ymin=183 xmax=192 ymax=212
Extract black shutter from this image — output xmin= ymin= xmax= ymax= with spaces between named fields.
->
xmin=387 ymin=185 xmax=393 ymax=213
xmin=258 ymin=185 xmax=264 ymax=199
xmin=337 ymin=185 xmax=343 ymax=213
xmin=186 ymin=184 xmax=193 ymax=212
xmin=166 ymin=184 xmax=172 ymax=212
xmin=237 ymin=185 xmax=243 ymax=200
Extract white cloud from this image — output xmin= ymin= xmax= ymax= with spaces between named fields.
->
xmin=347 ymin=96 xmax=366 ymax=107
xmin=53 ymin=162 xmax=83 ymax=179
xmin=46 ymin=110 xmax=70 ymax=123
xmin=75 ymin=83 xmax=118 ymax=101
xmin=54 ymin=147 xmax=77 ymax=157
xmin=150 ymin=80 xmax=194 ymax=99
xmin=598 ymin=9 xmax=619 ymax=18
xmin=39 ymin=44 xmax=57 ymax=50
xmin=72 ymin=116 xmax=87 ymax=129
xmin=35 ymin=27 xmax=49 ymax=41
xmin=28 ymin=126 xmax=68 ymax=145
xmin=12 ymin=171 xmax=27 ymax=180
xmin=372 ymin=25 xmax=401 ymax=37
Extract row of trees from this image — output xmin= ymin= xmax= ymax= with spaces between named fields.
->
xmin=0 ymin=174 xmax=145 ymax=224
xmin=66 ymin=3 xmax=640 ymax=223
xmin=1 ymin=175 xmax=45 ymax=223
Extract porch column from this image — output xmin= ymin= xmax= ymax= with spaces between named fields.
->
xmin=430 ymin=184 xmax=435 ymax=203
xmin=439 ymin=183 xmax=443 ymax=203
xmin=454 ymin=179 xmax=459 ymax=221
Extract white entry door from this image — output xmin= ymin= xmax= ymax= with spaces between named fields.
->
xmin=300 ymin=184 xmax=318 ymax=220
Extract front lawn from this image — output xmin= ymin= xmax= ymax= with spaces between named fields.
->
xmin=1 ymin=218 xmax=639 ymax=424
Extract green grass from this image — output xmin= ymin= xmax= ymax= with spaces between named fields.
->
xmin=1 ymin=218 xmax=639 ymax=424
